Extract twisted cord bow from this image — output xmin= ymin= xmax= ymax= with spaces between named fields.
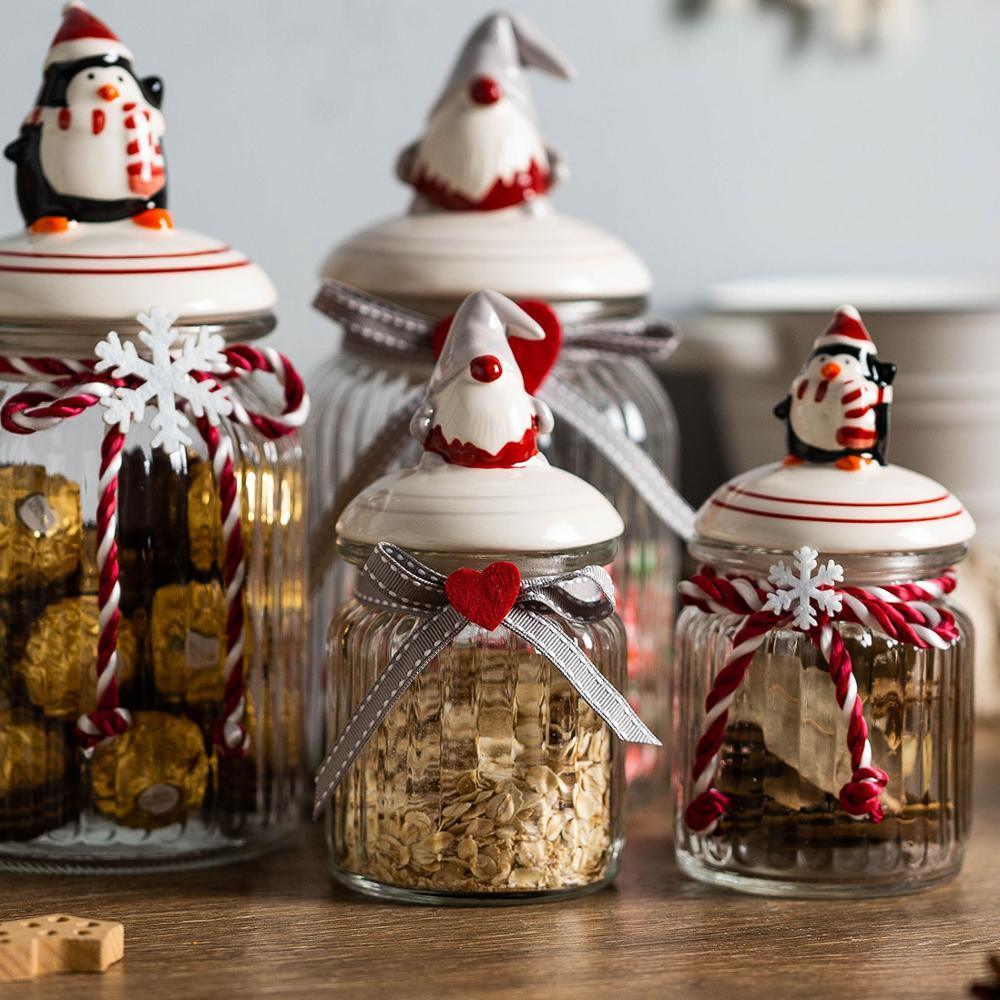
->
xmin=678 ymin=554 xmax=960 ymax=835
xmin=0 ymin=320 xmax=309 ymax=757
xmin=307 ymin=280 xmax=696 ymax=591
xmin=313 ymin=542 xmax=660 ymax=816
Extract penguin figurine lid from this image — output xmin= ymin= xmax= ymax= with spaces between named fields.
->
xmin=0 ymin=3 xmax=274 ymax=326
xmin=695 ymin=305 xmax=975 ymax=554
xmin=336 ymin=289 xmax=625 ymax=553
xmin=322 ymin=10 xmax=651 ymax=319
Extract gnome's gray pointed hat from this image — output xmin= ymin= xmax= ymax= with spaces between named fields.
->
xmin=430 ymin=289 xmax=545 ymax=390
xmin=430 ymin=9 xmax=577 ymax=117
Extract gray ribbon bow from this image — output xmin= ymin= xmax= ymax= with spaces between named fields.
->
xmin=309 ymin=280 xmax=697 ymax=591
xmin=312 ymin=543 xmax=660 ymax=816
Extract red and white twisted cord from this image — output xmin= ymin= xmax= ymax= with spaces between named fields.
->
xmin=680 ymin=566 xmax=959 ymax=836
xmin=0 ymin=343 xmax=308 ymax=756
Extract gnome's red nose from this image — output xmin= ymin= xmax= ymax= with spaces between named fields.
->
xmin=469 ymin=76 xmax=502 ymax=106
xmin=470 ymin=355 xmax=503 ymax=383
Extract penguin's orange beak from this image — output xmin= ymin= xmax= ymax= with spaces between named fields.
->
xmin=97 ymin=84 xmax=120 ymax=102
xmin=821 ymin=362 xmax=841 ymax=380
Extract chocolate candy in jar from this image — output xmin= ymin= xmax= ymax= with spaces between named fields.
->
xmin=12 ymin=596 xmax=138 ymax=720
xmin=674 ymin=306 xmax=976 ymax=898
xmin=187 ymin=458 xmax=223 ymax=574
xmin=0 ymin=466 xmax=82 ymax=595
xmin=150 ymin=581 xmax=225 ymax=708
xmin=90 ymin=711 xmax=208 ymax=829
xmin=306 ymin=11 xmax=683 ymax=792
xmin=318 ymin=291 xmax=661 ymax=903
xmin=0 ymin=3 xmax=307 ymax=871
xmin=0 ymin=708 xmax=79 ymax=841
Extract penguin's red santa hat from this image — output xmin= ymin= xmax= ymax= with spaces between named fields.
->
xmin=811 ymin=304 xmax=875 ymax=355
xmin=44 ymin=2 xmax=134 ymax=69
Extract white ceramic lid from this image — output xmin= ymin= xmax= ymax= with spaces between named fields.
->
xmin=697 ymin=460 xmax=975 ymax=554
xmin=338 ymin=453 xmax=623 ymax=553
xmin=321 ymin=203 xmax=652 ymax=308
xmin=0 ymin=221 xmax=276 ymax=324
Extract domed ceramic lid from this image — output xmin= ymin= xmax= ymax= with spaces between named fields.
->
xmin=696 ymin=306 xmax=975 ymax=553
xmin=338 ymin=290 xmax=623 ymax=552
xmin=321 ymin=11 xmax=651 ymax=311
xmin=0 ymin=3 xmax=275 ymax=325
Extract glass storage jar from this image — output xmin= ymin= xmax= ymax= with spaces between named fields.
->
xmin=0 ymin=315 xmax=307 ymax=872
xmin=326 ymin=541 xmax=627 ymax=903
xmin=674 ymin=305 xmax=976 ymax=897
xmin=0 ymin=4 xmax=308 ymax=870
xmin=675 ymin=541 xmax=974 ymax=897
xmin=314 ymin=290 xmax=658 ymax=903
xmin=306 ymin=14 xmax=686 ymax=795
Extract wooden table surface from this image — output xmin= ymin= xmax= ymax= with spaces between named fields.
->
xmin=5 ymin=728 xmax=1000 ymax=1000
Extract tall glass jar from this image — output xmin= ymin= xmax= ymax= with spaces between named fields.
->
xmin=0 ymin=316 xmax=306 ymax=872
xmin=326 ymin=542 xmax=626 ymax=904
xmin=675 ymin=540 xmax=974 ymax=898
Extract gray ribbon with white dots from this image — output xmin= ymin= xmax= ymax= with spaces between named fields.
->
xmin=312 ymin=543 xmax=660 ymax=817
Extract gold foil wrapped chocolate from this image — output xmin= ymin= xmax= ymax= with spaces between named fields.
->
xmin=90 ymin=711 xmax=208 ymax=829
xmin=14 ymin=597 xmax=137 ymax=720
xmin=0 ymin=710 xmax=73 ymax=798
xmin=0 ymin=465 xmax=82 ymax=591
xmin=151 ymin=581 xmax=226 ymax=705
xmin=187 ymin=459 xmax=222 ymax=572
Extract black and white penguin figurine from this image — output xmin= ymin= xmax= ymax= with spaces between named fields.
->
xmin=774 ymin=305 xmax=897 ymax=470
xmin=4 ymin=2 xmax=170 ymax=233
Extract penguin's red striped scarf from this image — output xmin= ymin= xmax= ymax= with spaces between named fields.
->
xmin=0 ymin=342 xmax=308 ymax=758
xmin=678 ymin=558 xmax=960 ymax=834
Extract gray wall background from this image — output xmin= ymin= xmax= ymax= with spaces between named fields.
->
xmin=2 ymin=0 xmax=999 ymax=374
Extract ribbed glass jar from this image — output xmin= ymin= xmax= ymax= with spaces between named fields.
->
xmin=324 ymin=541 xmax=626 ymax=904
xmin=674 ymin=541 xmax=974 ymax=898
xmin=0 ymin=317 xmax=305 ymax=872
xmin=308 ymin=336 xmax=678 ymax=798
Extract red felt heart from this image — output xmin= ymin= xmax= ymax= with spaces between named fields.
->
xmin=430 ymin=300 xmax=562 ymax=395
xmin=445 ymin=562 xmax=522 ymax=631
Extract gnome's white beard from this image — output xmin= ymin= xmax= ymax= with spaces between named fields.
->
xmin=433 ymin=376 xmax=537 ymax=455
xmin=414 ymin=95 xmax=548 ymax=202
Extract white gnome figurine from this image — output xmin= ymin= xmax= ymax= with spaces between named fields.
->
xmin=774 ymin=305 xmax=897 ymax=471
xmin=396 ymin=10 xmax=576 ymax=215
xmin=410 ymin=290 xmax=554 ymax=467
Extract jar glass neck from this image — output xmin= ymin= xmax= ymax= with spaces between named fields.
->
xmin=338 ymin=537 xmax=619 ymax=577
xmin=688 ymin=537 xmax=966 ymax=587
xmin=0 ymin=313 xmax=276 ymax=364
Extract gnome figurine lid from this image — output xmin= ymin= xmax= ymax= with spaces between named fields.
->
xmin=337 ymin=289 xmax=625 ymax=553
xmin=0 ymin=2 xmax=274 ymax=327
xmin=322 ymin=10 xmax=651 ymax=318
xmin=695 ymin=305 xmax=975 ymax=554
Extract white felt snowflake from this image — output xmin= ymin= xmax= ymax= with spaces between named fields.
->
xmin=94 ymin=307 xmax=233 ymax=456
xmin=763 ymin=546 xmax=844 ymax=630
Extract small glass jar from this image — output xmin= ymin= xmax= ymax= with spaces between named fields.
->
xmin=325 ymin=541 xmax=626 ymax=904
xmin=674 ymin=540 xmax=974 ymax=898
xmin=0 ymin=317 xmax=306 ymax=872
xmin=674 ymin=304 xmax=977 ymax=898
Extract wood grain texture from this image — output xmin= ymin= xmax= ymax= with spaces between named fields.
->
xmin=4 ymin=727 xmax=1000 ymax=1000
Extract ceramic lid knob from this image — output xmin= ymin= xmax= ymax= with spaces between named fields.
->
xmin=338 ymin=289 xmax=624 ymax=552
xmin=396 ymin=10 xmax=576 ymax=213
xmin=696 ymin=305 xmax=976 ymax=553
xmin=0 ymin=3 xmax=275 ymax=326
